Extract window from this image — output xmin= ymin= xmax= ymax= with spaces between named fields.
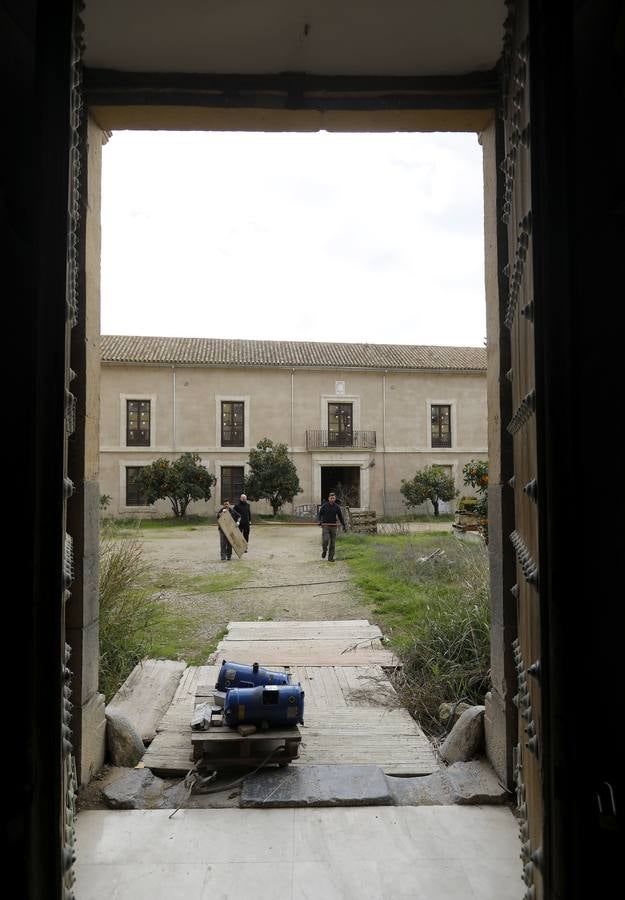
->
xmin=221 ymin=401 xmax=245 ymax=447
xmin=126 ymin=466 xmax=148 ymax=506
xmin=126 ymin=399 xmax=150 ymax=446
xmin=221 ymin=466 xmax=245 ymax=504
xmin=431 ymin=404 xmax=451 ymax=448
xmin=328 ymin=402 xmax=353 ymax=446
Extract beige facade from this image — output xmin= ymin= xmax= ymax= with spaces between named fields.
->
xmin=100 ymin=338 xmax=487 ymax=518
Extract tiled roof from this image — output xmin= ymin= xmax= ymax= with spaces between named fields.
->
xmin=101 ymin=335 xmax=486 ymax=371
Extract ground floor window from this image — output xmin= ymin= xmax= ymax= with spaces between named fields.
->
xmin=126 ymin=466 xmax=147 ymax=506
xmin=221 ymin=466 xmax=245 ymax=504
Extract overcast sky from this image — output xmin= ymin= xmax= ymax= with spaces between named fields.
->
xmin=101 ymin=130 xmax=486 ymax=347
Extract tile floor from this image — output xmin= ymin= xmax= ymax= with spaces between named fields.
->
xmin=75 ymin=805 xmax=522 ymax=899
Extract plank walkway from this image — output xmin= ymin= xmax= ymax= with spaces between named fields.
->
xmin=209 ymin=619 xmax=399 ymax=667
xmin=142 ymin=621 xmax=437 ymax=777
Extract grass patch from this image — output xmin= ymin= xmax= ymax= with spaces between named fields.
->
xmin=341 ymin=532 xmax=490 ymax=735
xmin=142 ymin=570 xmax=249 ymax=595
xmin=147 ymin=606 xmax=227 ymax=667
xmin=105 ymin=515 xmax=211 ymax=537
xmin=377 ymin=513 xmax=454 ymax=523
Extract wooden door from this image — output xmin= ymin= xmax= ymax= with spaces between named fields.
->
xmin=501 ymin=2 xmax=544 ymax=897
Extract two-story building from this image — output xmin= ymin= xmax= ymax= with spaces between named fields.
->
xmin=100 ymin=335 xmax=487 ymax=517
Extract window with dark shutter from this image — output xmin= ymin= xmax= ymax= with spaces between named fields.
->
xmin=431 ymin=404 xmax=451 ymax=448
xmin=328 ymin=402 xmax=353 ymax=446
xmin=127 ymin=400 xmax=150 ymax=446
xmin=126 ymin=467 xmax=148 ymax=506
xmin=221 ymin=401 xmax=245 ymax=446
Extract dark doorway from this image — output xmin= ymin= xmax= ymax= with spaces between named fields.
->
xmin=321 ymin=466 xmax=360 ymax=507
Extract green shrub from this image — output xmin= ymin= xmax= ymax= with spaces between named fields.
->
xmin=98 ymin=525 xmax=163 ymax=702
xmin=393 ymin=540 xmax=490 ymax=735
xmin=342 ymin=533 xmax=491 ymax=737
xmin=457 ymin=495 xmax=478 ymax=511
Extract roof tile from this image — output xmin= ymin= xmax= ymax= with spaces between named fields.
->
xmin=101 ymin=335 xmax=486 ymax=371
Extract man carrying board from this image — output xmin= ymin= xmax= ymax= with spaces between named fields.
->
xmin=216 ymin=500 xmax=246 ymax=560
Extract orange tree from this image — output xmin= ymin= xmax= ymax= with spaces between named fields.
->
xmin=400 ymin=464 xmax=458 ymax=517
xmin=462 ymin=459 xmax=488 ymax=519
xmin=134 ymin=452 xmax=216 ymax=517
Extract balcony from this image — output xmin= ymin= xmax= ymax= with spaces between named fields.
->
xmin=306 ymin=430 xmax=376 ymax=450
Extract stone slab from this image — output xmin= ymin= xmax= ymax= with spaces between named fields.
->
xmin=107 ymin=659 xmax=187 ymax=743
xmin=239 ymin=764 xmax=392 ymax=807
xmin=387 ymin=758 xmax=509 ymax=806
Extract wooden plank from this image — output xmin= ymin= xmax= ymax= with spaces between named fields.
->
xmin=224 ymin=623 xmax=382 ymax=642
xmin=226 ymin=620 xmax=372 ymax=629
xmin=303 ymin=708 xmax=423 ymax=731
xmin=106 ymin=659 xmax=187 ymax=743
xmin=337 ymin=665 xmax=399 ymax=706
xmin=290 ymin=667 xmax=319 ymax=708
xmin=191 ymin=727 xmax=301 ymax=744
xmin=209 ymin=640 xmax=398 ymax=667
xmin=217 ymin=508 xmax=247 ymax=558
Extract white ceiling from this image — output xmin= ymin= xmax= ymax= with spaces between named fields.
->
xmin=83 ymin=0 xmax=505 ymax=77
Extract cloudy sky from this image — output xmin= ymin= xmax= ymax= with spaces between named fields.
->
xmin=101 ymin=130 xmax=486 ymax=346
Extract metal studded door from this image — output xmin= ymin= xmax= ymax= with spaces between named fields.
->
xmin=501 ymin=2 xmax=544 ymax=898
xmin=60 ymin=5 xmax=85 ymax=897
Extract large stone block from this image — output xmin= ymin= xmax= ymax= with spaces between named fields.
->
xmin=106 ymin=711 xmax=145 ymax=768
xmin=440 ymin=705 xmax=485 ymax=764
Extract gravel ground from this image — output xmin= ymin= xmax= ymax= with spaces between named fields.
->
xmin=141 ymin=523 xmax=373 ymax=642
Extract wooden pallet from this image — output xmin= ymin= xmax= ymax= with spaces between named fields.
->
xmin=348 ymin=509 xmax=377 ymax=534
xmin=191 ymin=689 xmax=301 ymax=768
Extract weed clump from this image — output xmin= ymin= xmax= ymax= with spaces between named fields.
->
xmin=98 ymin=524 xmax=163 ymax=702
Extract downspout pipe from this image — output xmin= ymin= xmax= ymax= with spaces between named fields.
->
xmin=383 ymin=370 xmax=387 ymax=515
xmin=172 ymin=365 xmax=176 ymax=450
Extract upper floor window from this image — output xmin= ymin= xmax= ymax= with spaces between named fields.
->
xmin=127 ymin=400 xmax=150 ymax=446
xmin=221 ymin=401 xmax=245 ymax=447
xmin=328 ymin=402 xmax=353 ymax=446
xmin=431 ymin=404 xmax=451 ymax=448
xmin=126 ymin=466 xmax=148 ymax=506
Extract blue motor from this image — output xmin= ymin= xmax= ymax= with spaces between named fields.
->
xmin=223 ymin=684 xmax=305 ymax=728
xmin=215 ymin=660 xmax=291 ymax=692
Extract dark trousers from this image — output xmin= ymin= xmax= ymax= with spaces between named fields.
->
xmin=219 ymin=530 xmax=233 ymax=559
xmin=322 ymin=525 xmax=338 ymax=560
xmin=239 ymin=523 xmax=250 ymax=543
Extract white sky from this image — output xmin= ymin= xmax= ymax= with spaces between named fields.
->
xmin=101 ymin=130 xmax=486 ymax=347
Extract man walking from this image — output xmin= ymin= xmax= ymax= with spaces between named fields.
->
xmin=318 ymin=491 xmax=346 ymax=562
xmin=217 ymin=499 xmax=241 ymax=560
xmin=233 ymin=493 xmax=252 ymax=550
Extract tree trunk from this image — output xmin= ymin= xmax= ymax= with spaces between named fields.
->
xmin=432 ymin=498 xmax=440 ymax=516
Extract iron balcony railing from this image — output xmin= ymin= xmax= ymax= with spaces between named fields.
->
xmin=306 ymin=430 xmax=377 ymax=450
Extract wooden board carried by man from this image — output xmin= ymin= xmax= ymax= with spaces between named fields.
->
xmin=217 ymin=506 xmax=247 ymax=558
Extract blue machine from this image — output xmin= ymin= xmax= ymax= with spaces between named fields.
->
xmin=223 ymin=684 xmax=305 ymax=728
xmin=215 ymin=660 xmax=291 ymax=692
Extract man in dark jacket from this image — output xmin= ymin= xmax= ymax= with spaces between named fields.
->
xmin=217 ymin=499 xmax=241 ymax=560
xmin=233 ymin=493 xmax=252 ymax=550
xmin=317 ymin=491 xmax=346 ymax=561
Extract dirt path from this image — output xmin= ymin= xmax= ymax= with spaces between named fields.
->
xmin=139 ymin=524 xmax=375 ymax=659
